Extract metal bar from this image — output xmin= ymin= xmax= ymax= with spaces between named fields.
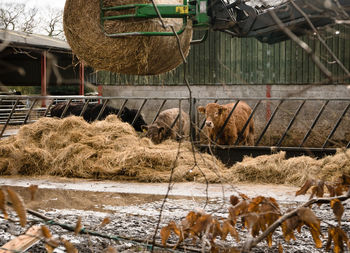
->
xmin=79 ymin=100 xmax=90 ymax=117
xmin=190 ymin=30 xmax=209 ymax=44
xmin=255 ymin=100 xmax=284 ymax=146
xmin=61 ymin=99 xmax=72 ymax=118
xmin=199 ymin=99 xmax=218 ymax=130
xmin=23 ymin=99 xmax=38 ymax=124
xmin=234 ymin=100 xmax=261 ymax=146
xmin=1 ymin=95 xmax=350 ymax=101
xmin=151 ymin=100 xmax=167 ymax=124
xmin=117 ymin=99 xmax=128 ymax=118
xmin=96 ymin=99 xmax=110 ymax=121
xmin=215 ymin=100 xmax=240 ymax=143
xmin=276 ymin=100 xmax=306 ymax=147
xmin=43 ymin=100 xmax=54 ymax=117
xmin=299 ymin=100 xmax=329 ymax=147
xmin=131 ymin=99 xmax=147 ymax=126
xmin=0 ymin=99 xmax=19 ymax=138
xmin=322 ymin=102 xmax=350 ymax=148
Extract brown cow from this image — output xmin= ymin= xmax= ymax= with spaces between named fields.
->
xmin=198 ymin=102 xmax=254 ymax=145
xmin=141 ymin=108 xmax=190 ymax=144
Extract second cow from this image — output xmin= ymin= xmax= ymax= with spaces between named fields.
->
xmin=142 ymin=108 xmax=190 ymax=144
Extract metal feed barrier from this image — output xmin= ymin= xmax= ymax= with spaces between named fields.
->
xmin=1 ymin=95 xmax=349 ymax=165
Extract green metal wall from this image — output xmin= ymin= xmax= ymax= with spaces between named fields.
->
xmin=97 ymin=24 xmax=350 ymax=85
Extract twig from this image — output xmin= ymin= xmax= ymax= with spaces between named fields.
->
xmin=242 ymin=188 xmax=350 ymax=252
xmin=266 ymin=3 xmax=333 ymax=82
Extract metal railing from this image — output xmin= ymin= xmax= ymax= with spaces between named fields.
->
xmin=1 ymin=95 xmax=350 ymax=151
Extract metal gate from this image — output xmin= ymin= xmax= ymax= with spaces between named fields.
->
xmin=1 ymin=95 xmax=349 ymax=165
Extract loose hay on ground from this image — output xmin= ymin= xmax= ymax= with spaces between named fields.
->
xmin=1 ymin=116 xmax=350 ymax=185
xmin=63 ymin=0 xmax=192 ymax=75
xmin=0 ymin=116 xmax=223 ymax=183
xmin=228 ymin=149 xmax=350 ymax=186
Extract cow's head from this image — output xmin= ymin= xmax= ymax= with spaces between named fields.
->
xmin=198 ymin=103 xmax=227 ymax=129
xmin=141 ymin=124 xmax=166 ymax=144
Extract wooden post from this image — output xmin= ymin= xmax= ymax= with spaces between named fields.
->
xmin=79 ymin=62 xmax=84 ymax=95
xmin=41 ymin=51 xmax=47 ymax=107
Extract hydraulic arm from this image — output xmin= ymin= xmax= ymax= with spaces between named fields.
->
xmin=100 ymin=0 xmax=350 ymax=43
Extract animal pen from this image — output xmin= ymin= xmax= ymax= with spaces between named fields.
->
xmin=1 ymin=94 xmax=349 ymax=166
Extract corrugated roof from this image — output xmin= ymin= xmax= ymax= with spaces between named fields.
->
xmin=0 ymin=29 xmax=71 ymax=52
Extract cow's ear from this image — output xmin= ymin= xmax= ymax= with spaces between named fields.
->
xmin=158 ymin=126 xmax=165 ymax=133
xmin=198 ymin=106 xmax=206 ymax=114
xmin=141 ymin=125 xmax=148 ymax=132
xmin=218 ymin=106 xmax=226 ymax=114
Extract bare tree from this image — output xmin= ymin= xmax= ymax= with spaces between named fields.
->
xmin=42 ymin=8 xmax=64 ymax=39
xmin=0 ymin=3 xmax=25 ymax=31
xmin=21 ymin=7 xmax=39 ymax=34
xmin=0 ymin=2 xmax=39 ymax=34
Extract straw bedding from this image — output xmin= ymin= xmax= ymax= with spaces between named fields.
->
xmin=228 ymin=150 xmax=350 ymax=185
xmin=63 ymin=0 xmax=192 ymax=75
xmin=0 ymin=116 xmax=223 ymax=182
xmin=1 ymin=116 xmax=350 ymax=185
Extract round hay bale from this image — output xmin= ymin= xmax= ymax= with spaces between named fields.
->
xmin=63 ymin=0 xmax=193 ymax=75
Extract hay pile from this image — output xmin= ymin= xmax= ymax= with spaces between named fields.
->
xmin=0 ymin=116 xmax=224 ymax=182
xmin=63 ymin=0 xmax=192 ymax=75
xmin=2 ymin=116 xmax=350 ymax=185
xmin=228 ymin=150 xmax=350 ymax=186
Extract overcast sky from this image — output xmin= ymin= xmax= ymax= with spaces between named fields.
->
xmin=7 ymin=0 xmax=66 ymax=9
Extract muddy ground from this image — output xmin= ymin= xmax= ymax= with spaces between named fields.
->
xmin=0 ymin=176 xmax=348 ymax=253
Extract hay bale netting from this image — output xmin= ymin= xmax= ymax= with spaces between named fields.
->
xmin=63 ymin=0 xmax=193 ymax=74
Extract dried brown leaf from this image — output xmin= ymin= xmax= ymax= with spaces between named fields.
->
xmin=100 ymin=217 xmax=111 ymax=227
xmin=189 ymin=214 xmax=213 ymax=237
xmin=221 ymin=220 xmax=239 ymax=242
xmin=7 ymin=187 xmax=26 ymax=227
xmin=297 ymin=208 xmax=322 ymax=248
xmin=341 ymin=174 xmax=350 ymax=185
xmin=316 ymin=180 xmax=325 ymax=198
xmin=278 ymin=242 xmax=283 ymax=253
xmin=230 ymin=195 xmax=239 ymax=206
xmin=245 ymin=213 xmax=260 ymax=237
xmin=326 ymin=226 xmax=349 ymax=253
xmin=229 ymin=200 xmax=248 ymax=221
xmin=0 ymin=188 xmax=8 ymax=219
xmin=185 ymin=211 xmax=202 ymax=227
xmin=295 ymin=179 xmax=315 ymax=196
xmin=45 ymin=239 xmax=60 ymax=253
xmin=63 ymin=239 xmax=78 ymax=253
xmin=74 ymin=216 xmax=82 ymax=235
xmin=335 ymin=184 xmax=346 ymax=196
xmin=160 ymin=226 xmax=172 ymax=246
xmin=28 ymin=184 xmax=38 ymax=201
xmin=309 ymin=185 xmax=317 ymax=200
xmin=41 ymin=225 xmax=52 ymax=239
xmin=325 ymin=183 xmax=335 ymax=197
xmin=239 ymin=193 xmax=249 ymax=200
xmin=104 ymin=246 xmax=117 ymax=253
xmin=330 ymin=199 xmax=344 ymax=224
xmin=326 ymin=227 xmax=334 ymax=251
xmin=248 ymin=196 xmax=265 ymax=212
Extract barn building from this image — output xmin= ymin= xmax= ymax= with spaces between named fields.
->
xmin=0 ymin=29 xmax=96 ymax=97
